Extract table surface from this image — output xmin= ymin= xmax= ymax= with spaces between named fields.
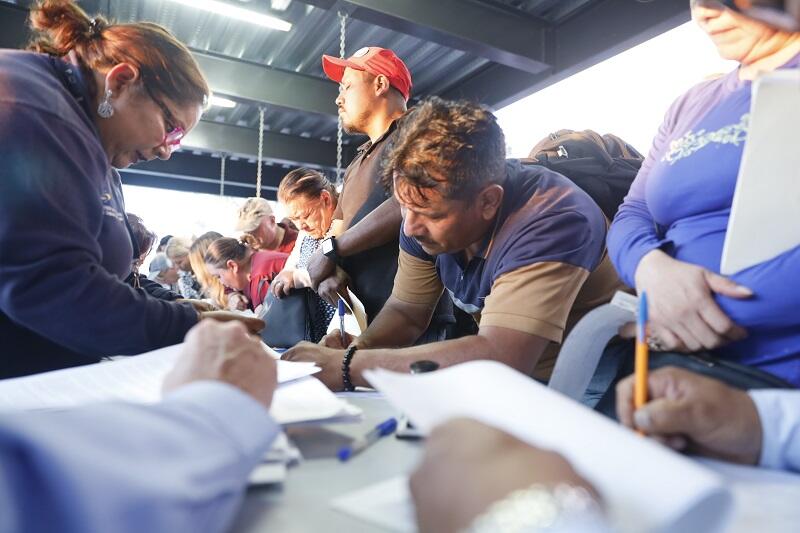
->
xmin=232 ymin=396 xmax=420 ymax=533
xmin=231 ymin=396 xmax=800 ymax=533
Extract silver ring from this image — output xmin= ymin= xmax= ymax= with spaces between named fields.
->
xmin=647 ymin=336 xmax=665 ymax=351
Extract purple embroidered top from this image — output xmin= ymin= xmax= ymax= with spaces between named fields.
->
xmin=608 ymin=54 xmax=800 ymax=386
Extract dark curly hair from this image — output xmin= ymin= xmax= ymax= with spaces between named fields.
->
xmin=384 ymin=97 xmax=506 ymax=207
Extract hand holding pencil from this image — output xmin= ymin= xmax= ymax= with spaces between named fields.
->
xmin=615 ymin=367 xmax=763 ymax=465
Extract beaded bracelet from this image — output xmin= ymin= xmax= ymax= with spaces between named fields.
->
xmin=341 ymin=345 xmax=358 ymax=392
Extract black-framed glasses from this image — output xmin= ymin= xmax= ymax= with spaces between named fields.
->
xmin=143 ymin=84 xmax=185 ymax=147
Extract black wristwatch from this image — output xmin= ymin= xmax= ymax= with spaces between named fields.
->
xmin=321 ymin=236 xmax=340 ymax=264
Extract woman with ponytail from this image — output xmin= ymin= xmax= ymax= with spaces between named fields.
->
xmin=205 ymin=239 xmax=289 ymax=312
xmin=0 ymin=0 xmax=260 ymax=378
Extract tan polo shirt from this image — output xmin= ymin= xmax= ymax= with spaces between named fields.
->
xmin=392 ymin=160 xmax=626 ymax=381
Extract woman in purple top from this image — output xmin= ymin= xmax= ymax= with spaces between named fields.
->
xmin=608 ymin=1 xmax=800 ymax=385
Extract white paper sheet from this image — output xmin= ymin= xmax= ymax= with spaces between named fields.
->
xmin=700 ymin=459 xmax=800 ymax=533
xmin=248 ymin=461 xmax=287 ymax=485
xmin=271 ymin=377 xmax=361 ymax=426
xmin=364 ymin=361 xmax=733 ymax=533
xmin=334 ymin=461 xmax=800 ymax=533
xmin=327 ymin=288 xmax=368 ymax=336
xmin=721 ymin=69 xmax=800 ymax=274
xmin=330 ymin=476 xmax=414 ymax=532
xmin=0 ymin=344 xmax=357 ymax=426
xmin=248 ymin=432 xmax=303 ymax=486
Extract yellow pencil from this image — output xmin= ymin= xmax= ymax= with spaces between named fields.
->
xmin=634 ymin=292 xmax=649 ymax=434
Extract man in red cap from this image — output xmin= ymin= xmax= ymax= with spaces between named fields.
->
xmin=306 ymin=46 xmax=452 ymax=339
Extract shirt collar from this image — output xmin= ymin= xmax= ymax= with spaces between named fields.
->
xmin=356 ymin=120 xmax=398 ymax=157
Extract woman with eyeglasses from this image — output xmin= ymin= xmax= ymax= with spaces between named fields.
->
xmin=0 ymin=0 xmax=261 ymax=379
xmin=607 ymin=0 xmax=800 ymax=386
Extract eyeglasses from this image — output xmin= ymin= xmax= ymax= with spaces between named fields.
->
xmin=143 ymin=85 xmax=185 ymax=148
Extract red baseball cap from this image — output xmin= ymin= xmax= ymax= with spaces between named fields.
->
xmin=322 ymin=46 xmax=412 ymax=101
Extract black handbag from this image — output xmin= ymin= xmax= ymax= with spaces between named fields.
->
xmin=260 ymin=287 xmax=320 ymax=348
xmin=593 ymin=341 xmax=794 ymax=419
xmin=648 ymin=350 xmax=795 ymax=390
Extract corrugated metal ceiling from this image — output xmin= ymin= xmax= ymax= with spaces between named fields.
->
xmin=55 ymin=0 xmax=596 ymax=148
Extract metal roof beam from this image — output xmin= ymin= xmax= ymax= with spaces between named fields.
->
xmin=299 ymin=0 xmax=552 ymax=74
xmin=121 ymin=152 xmax=292 ymax=200
xmin=193 ymin=52 xmax=338 ymax=118
xmin=0 ymin=5 xmax=338 ymax=118
xmin=182 ymin=121 xmax=345 ymax=168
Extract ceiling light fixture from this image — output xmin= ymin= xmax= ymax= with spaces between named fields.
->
xmin=166 ymin=0 xmax=292 ymax=31
xmin=270 ymin=0 xmax=292 ymax=11
xmin=209 ymin=95 xmax=237 ymax=108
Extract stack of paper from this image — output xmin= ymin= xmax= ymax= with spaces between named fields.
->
xmin=0 ymin=343 xmax=361 ymax=426
xmin=249 ymin=432 xmax=303 ymax=486
xmin=352 ymin=361 xmax=733 ymax=533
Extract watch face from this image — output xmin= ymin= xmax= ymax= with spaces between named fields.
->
xmin=322 ymin=238 xmax=334 ymax=255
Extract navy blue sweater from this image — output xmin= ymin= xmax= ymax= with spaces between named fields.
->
xmin=0 ymin=50 xmax=197 ymax=378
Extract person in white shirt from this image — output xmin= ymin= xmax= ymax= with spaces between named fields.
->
xmin=0 ymin=320 xmax=279 ymax=533
xmin=411 ymin=367 xmax=799 ymax=533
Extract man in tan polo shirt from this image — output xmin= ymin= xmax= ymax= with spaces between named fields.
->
xmin=284 ymin=97 xmax=623 ymax=390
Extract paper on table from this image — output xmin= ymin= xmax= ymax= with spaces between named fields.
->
xmin=0 ymin=345 xmax=356 ymax=426
xmin=248 ymin=432 xmax=303 ymax=486
xmin=700 ymin=459 xmax=800 ymax=533
xmin=272 ymin=377 xmax=362 ymax=426
xmin=364 ymin=361 xmax=733 ymax=533
xmin=248 ymin=461 xmax=287 ymax=485
xmin=721 ymin=69 xmax=800 ymax=275
xmin=330 ymin=476 xmax=413 ymax=532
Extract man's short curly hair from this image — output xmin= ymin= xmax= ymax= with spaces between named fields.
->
xmin=384 ymin=97 xmax=506 ymax=206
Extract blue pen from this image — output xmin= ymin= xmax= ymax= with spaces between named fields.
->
xmin=337 ymin=417 xmax=397 ymax=461
xmin=338 ymin=299 xmax=346 ymax=346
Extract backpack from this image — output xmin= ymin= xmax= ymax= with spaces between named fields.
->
xmin=523 ymin=129 xmax=644 ymax=220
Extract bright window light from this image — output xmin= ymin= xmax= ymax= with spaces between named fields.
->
xmin=166 ymin=0 xmax=292 ymax=31
xmin=497 ymin=22 xmax=737 ymax=157
xmin=209 ymin=95 xmax=237 ymax=108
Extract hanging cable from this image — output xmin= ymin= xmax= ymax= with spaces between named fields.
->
xmin=219 ymin=154 xmax=226 ymax=196
xmin=335 ymin=10 xmax=347 ymax=183
xmin=256 ymin=106 xmax=265 ymax=198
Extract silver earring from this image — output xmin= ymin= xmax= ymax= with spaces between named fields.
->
xmin=97 ymin=88 xmax=114 ymax=118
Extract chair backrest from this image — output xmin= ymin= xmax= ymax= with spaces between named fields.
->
xmin=548 ymin=293 xmax=637 ymax=402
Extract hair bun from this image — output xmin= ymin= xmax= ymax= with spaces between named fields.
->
xmin=88 ymin=17 xmax=106 ymax=37
xmin=28 ymin=1 xmax=106 ymax=55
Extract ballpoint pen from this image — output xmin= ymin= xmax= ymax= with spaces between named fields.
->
xmin=338 ymin=298 xmax=346 ymax=346
xmin=337 ymin=417 xmax=397 ymax=461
